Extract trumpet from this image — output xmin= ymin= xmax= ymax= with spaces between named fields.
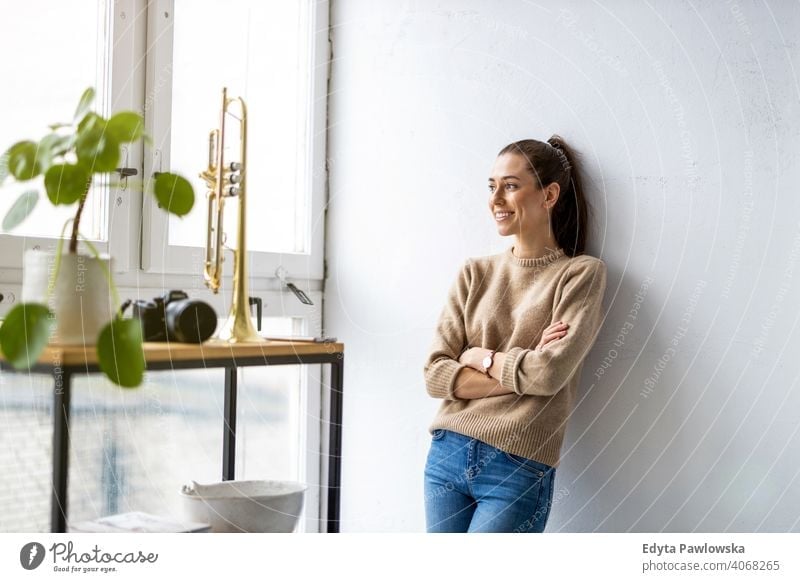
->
xmin=200 ymin=87 xmax=264 ymax=343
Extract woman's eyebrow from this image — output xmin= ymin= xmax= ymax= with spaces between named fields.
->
xmin=488 ymin=175 xmax=521 ymax=182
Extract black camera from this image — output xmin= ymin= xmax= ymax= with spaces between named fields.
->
xmin=130 ymin=290 xmax=217 ymax=343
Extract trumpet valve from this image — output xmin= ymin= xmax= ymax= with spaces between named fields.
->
xmin=200 ymin=170 xmax=217 ymax=189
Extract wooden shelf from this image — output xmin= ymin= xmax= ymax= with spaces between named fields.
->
xmin=3 ymin=339 xmax=344 ymax=368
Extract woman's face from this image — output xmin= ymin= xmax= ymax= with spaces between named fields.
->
xmin=488 ymin=152 xmax=558 ymax=237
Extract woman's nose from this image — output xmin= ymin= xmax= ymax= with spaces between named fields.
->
xmin=491 ymin=189 xmax=506 ymax=204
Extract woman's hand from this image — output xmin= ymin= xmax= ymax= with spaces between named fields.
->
xmin=458 ymin=347 xmax=486 ymax=370
xmin=536 ymin=320 xmax=570 ymax=351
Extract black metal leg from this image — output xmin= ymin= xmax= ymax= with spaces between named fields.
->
xmin=327 ymin=358 xmax=343 ymax=533
xmin=223 ymin=367 xmax=237 ymax=481
xmin=51 ymin=370 xmax=71 ymax=533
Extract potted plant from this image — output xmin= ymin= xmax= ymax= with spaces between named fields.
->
xmin=0 ymin=87 xmax=195 ymax=387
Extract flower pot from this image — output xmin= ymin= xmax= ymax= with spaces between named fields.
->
xmin=21 ymin=249 xmax=113 ymax=345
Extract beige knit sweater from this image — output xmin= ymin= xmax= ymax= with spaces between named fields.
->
xmin=423 ymin=245 xmax=608 ymax=468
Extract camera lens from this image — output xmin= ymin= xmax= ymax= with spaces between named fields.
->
xmin=164 ymin=299 xmax=217 ymax=343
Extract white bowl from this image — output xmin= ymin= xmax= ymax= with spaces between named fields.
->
xmin=180 ymin=480 xmax=307 ymax=533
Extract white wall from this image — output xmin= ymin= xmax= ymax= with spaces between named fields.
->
xmin=325 ymin=0 xmax=800 ymax=532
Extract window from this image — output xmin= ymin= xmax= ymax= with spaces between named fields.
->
xmin=0 ymin=0 xmax=111 ymax=266
xmin=167 ymin=0 xmax=311 ymax=255
xmin=141 ymin=0 xmax=327 ymax=281
xmin=0 ymin=0 xmax=330 ymax=533
xmin=0 ymin=0 xmax=328 ymax=280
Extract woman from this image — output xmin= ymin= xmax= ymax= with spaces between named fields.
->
xmin=422 ymin=136 xmax=608 ymax=533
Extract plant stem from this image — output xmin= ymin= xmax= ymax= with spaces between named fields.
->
xmin=68 ymin=191 xmax=89 ymax=254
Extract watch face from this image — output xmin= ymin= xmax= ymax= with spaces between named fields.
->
xmin=483 ymin=356 xmax=492 ymax=368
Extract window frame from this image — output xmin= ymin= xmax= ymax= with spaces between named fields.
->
xmin=139 ymin=0 xmax=327 ymax=282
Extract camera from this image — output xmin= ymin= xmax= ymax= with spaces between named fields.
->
xmin=130 ymin=290 xmax=217 ymax=343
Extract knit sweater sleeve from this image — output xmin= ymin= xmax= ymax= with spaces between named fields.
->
xmin=500 ymin=256 xmax=608 ymax=397
xmin=423 ymin=259 xmax=472 ymax=400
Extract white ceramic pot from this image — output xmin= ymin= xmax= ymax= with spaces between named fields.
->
xmin=21 ymin=249 xmax=113 ymax=345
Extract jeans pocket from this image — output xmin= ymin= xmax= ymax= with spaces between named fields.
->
xmin=502 ymin=451 xmax=552 ymax=477
xmin=431 ymin=428 xmax=446 ymax=441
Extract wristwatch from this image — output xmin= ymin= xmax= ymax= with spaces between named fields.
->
xmin=482 ymin=349 xmax=497 ymax=377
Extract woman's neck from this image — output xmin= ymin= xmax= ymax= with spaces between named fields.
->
xmin=512 ymin=239 xmax=562 ymax=259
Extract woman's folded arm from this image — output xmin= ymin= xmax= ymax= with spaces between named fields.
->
xmin=500 ymin=256 xmax=608 ymax=397
xmin=452 ymin=366 xmax=515 ymax=399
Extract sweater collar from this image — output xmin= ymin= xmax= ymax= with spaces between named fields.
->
xmin=507 ymin=244 xmax=565 ymax=268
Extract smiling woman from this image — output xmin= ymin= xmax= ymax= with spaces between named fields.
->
xmin=489 ymin=136 xmax=588 ymax=258
xmin=422 ymin=135 xmax=607 ymax=533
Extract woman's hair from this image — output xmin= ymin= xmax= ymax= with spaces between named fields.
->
xmin=497 ymin=135 xmax=589 ymax=257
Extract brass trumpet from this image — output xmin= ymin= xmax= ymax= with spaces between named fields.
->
xmin=200 ymin=87 xmax=264 ymax=343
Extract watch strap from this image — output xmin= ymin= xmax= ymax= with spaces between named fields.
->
xmin=484 ymin=349 xmax=497 ymax=376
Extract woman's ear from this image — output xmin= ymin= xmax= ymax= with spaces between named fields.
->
xmin=543 ymin=182 xmax=561 ymax=209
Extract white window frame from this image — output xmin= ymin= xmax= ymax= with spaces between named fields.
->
xmin=140 ymin=0 xmax=327 ymax=282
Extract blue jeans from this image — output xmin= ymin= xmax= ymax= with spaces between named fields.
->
xmin=424 ymin=428 xmax=556 ymax=532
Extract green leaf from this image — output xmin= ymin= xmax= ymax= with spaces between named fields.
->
xmin=153 ymin=173 xmax=195 ymax=216
xmin=77 ymin=111 xmax=103 ymax=134
xmin=48 ymin=122 xmax=72 ymax=131
xmin=2 ymin=190 xmax=38 ymax=231
xmin=0 ymin=303 xmax=54 ymax=369
xmin=73 ymin=87 xmax=95 ymax=122
xmin=106 ymin=111 xmax=144 ymax=143
xmin=97 ymin=317 xmax=145 ymax=388
xmin=76 ymin=124 xmax=120 ymax=173
xmin=40 ymin=133 xmax=74 ymax=160
xmin=7 ymin=141 xmax=43 ymax=180
xmin=37 ymin=135 xmax=59 ymax=169
xmin=36 ymin=133 xmax=72 ymax=173
xmin=91 ymin=137 xmax=120 ymax=173
xmin=44 ymin=163 xmax=91 ymax=205
xmin=0 ymin=148 xmax=9 ymax=186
